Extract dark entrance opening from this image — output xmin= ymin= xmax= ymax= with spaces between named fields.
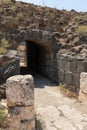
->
xmin=27 ymin=41 xmax=39 ymax=72
xmin=26 ymin=40 xmax=52 ymax=75
xmin=20 ymin=40 xmax=58 ymax=83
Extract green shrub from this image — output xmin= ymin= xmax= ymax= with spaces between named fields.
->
xmin=0 ymin=108 xmax=7 ymax=124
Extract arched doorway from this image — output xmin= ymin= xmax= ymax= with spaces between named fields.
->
xmin=17 ymin=30 xmax=59 ymax=83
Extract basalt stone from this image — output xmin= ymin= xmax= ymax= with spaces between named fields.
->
xmin=73 ymin=72 xmax=80 ymax=87
xmin=0 ymin=50 xmax=20 ymax=83
xmin=77 ymin=61 xmax=86 ymax=73
xmin=64 ymin=71 xmax=73 ymax=85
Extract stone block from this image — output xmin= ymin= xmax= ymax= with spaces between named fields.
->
xmin=58 ymin=59 xmax=70 ymax=72
xmin=79 ymin=73 xmax=87 ymax=102
xmin=53 ymin=54 xmax=58 ymax=69
xmin=70 ymin=60 xmax=77 ymax=72
xmin=73 ymin=73 xmax=80 ymax=87
xmin=31 ymin=29 xmax=42 ymax=41
xmin=3 ymin=61 xmax=19 ymax=81
xmin=58 ymin=60 xmax=65 ymax=72
xmin=64 ymin=60 xmax=70 ymax=71
xmin=58 ymin=70 xmax=65 ymax=84
xmin=6 ymin=75 xmax=34 ymax=107
xmin=64 ymin=71 xmax=73 ymax=85
xmin=7 ymin=106 xmax=35 ymax=130
xmin=77 ymin=61 xmax=85 ymax=72
xmin=84 ymin=61 xmax=87 ymax=72
xmin=80 ymin=72 xmax=87 ymax=93
xmin=52 ymin=69 xmax=59 ymax=83
xmin=42 ymin=31 xmax=49 ymax=43
xmin=0 ymin=51 xmax=20 ymax=82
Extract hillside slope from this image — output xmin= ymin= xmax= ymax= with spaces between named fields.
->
xmin=0 ymin=0 xmax=87 ymax=57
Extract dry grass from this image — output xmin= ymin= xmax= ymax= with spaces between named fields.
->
xmin=76 ymin=25 xmax=87 ymax=34
xmin=0 ymin=39 xmax=10 ymax=54
xmin=10 ymin=5 xmax=16 ymax=12
xmin=1 ymin=0 xmax=12 ymax=4
xmin=15 ymin=12 xmax=23 ymax=22
xmin=59 ymin=85 xmax=78 ymax=99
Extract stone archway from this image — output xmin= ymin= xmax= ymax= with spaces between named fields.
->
xmin=17 ymin=30 xmax=59 ymax=83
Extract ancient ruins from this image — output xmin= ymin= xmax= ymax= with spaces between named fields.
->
xmin=0 ymin=0 xmax=87 ymax=94
xmin=0 ymin=0 xmax=87 ymax=129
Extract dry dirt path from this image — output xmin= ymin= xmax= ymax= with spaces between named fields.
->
xmin=34 ymin=74 xmax=87 ymax=130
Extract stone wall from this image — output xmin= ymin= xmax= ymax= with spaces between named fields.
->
xmin=0 ymin=1 xmax=87 ymax=99
xmin=37 ymin=52 xmax=87 ymax=93
xmin=0 ymin=50 xmax=20 ymax=84
xmin=6 ymin=75 xmax=35 ymax=130
xmin=57 ymin=55 xmax=87 ymax=93
xmin=18 ymin=33 xmax=87 ymax=94
xmin=39 ymin=52 xmax=58 ymax=83
xmin=0 ymin=50 xmax=20 ymax=98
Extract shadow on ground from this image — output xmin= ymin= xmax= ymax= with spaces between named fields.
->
xmin=20 ymin=67 xmax=57 ymax=88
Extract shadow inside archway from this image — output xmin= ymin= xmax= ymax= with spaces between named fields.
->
xmin=19 ymin=40 xmax=59 ymax=87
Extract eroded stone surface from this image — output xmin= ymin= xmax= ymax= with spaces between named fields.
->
xmin=7 ymin=106 xmax=35 ymax=130
xmin=36 ymin=105 xmax=87 ymax=130
xmin=0 ymin=106 xmax=35 ymax=130
xmin=6 ymin=75 xmax=34 ymax=106
xmin=79 ymin=72 xmax=87 ymax=102
xmin=80 ymin=72 xmax=87 ymax=93
xmin=0 ymin=0 xmax=87 ymax=95
xmin=35 ymin=74 xmax=87 ymax=130
xmin=4 ymin=75 xmax=35 ymax=130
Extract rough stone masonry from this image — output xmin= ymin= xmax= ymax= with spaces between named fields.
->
xmin=0 ymin=0 xmax=87 ymax=96
xmin=6 ymin=75 xmax=35 ymax=130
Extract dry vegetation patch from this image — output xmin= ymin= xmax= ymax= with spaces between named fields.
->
xmin=0 ymin=106 xmax=8 ymax=126
xmin=76 ymin=25 xmax=87 ymax=34
xmin=0 ymin=39 xmax=10 ymax=54
xmin=59 ymin=85 xmax=78 ymax=99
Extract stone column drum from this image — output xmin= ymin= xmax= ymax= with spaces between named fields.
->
xmin=6 ymin=75 xmax=35 ymax=130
